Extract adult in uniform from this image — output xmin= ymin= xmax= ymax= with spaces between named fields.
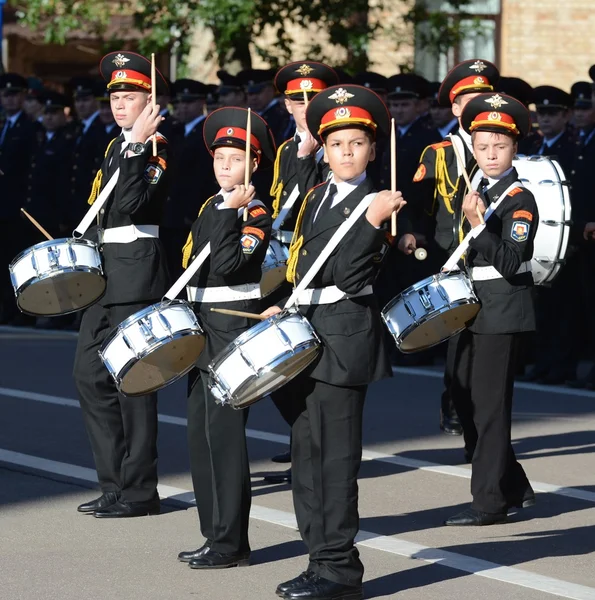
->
xmin=445 ymin=93 xmax=537 ymax=525
xmin=262 ymin=84 xmax=403 ymax=600
xmin=97 ymin=86 xmax=118 ymax=136
xmin=411 ymin=59 xmax=499 ymax=440
xmin=216 ymin=71 xmax=246 ymax=107
xmin=428 ymin=81 xmax=459 ymax=138
xmin=0 ymin=73 xmax=38 ymax=324
xmin=177 ymin=107 xmax=274 ymax=569
xmin=164 ymin=79 xmax=218 ymax=280
xmin=65 ymin=76 xmax=109 ymax=232
xmin=73 ymin=51 xmax=171 ymax=518
xmin=352 ymin=71 xmax=389 ymax=103
xmin=496 ymin=76 xmax=537 ymax=154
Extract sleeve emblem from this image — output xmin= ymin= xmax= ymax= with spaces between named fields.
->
xmin=511 ymin=221 xmax=529 ymax=242
xmin=512 ymin=209 xmax=533 ymax=221
xmin=413 ymin=164 xmax=427 ymax=182
xmin=249 ymin=206 xmax=266 ymax=218
xmin=242 ymin=226 xmax=265 ymax=241
xmin=240 ymin=233 xmax=260 ymax=254
xmin=143 ymin=163 xmax=163 ymax=185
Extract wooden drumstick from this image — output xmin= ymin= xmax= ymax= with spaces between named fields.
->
xmin=20 ymin=208 xmax=53 ymax=241
xmin=303 ymin=89 xmax=309 ymax=107
xmin=210 ymin=307 xmax=267 ymax=320
xmin=415 ymin=247 xmax=427 ymax=261
xmin=243 ymin=108 xmax=252 ymax=222
xmin=151 ymin=53 xmax=158 ymax=157
xmin=390 ymin=118 xmax=397 ymax=236
xmin=451 ymin=139 xmax=485 ymax=225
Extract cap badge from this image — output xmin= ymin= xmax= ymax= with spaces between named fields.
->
xmin=296 ymin=64 xmax=314 ymax=76
xmin=470 ymin=60 xmax=487 ymax=73
xmin=226 ymin=128 xmax=234 ymax=135
xmin=488 ymin=112 xmax=502 ymax=121
xmin=300 ymin=80 xmax=313 ymax=90
xmin=334 ymin=107 xmax=351 ymax=119
xmin=329 ymin=87 xmax=354 ymax=105
xmin=485 ymin=94 xmax=508 ymax=109
xmin=112 ymin=54 xmax=130 ymax=68
xmin=115 ymin=71 xmax=127 ymax=80
xmin=474 ymin=76 xmax=485 ymax=85
xmin=543 ymin=98 xmax=550 ymax=105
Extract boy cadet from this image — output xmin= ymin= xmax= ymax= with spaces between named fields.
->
xmin=177 ymin=107 xmax=275 ymax=569
xmin=74 ymin=51 xmax=170 ymax=518
xmin=262 ymin=84 xmax=404 ymax=600
xmin=411 ymin=59 xmax=500 ymax=442
xmin=445 ymin=92 xmax=537 ymax=526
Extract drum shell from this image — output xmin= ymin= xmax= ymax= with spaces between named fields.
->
xmin=260 ymin=239 xmax=289 ymax=297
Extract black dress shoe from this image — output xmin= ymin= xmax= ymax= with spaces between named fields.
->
xmin=444 ymin=507 xmax=507 ymax=526
xmin=279 ymin=574 xmax=363 ymax=600
xmin=178 ymin=543 xmax=211 ymax=563
xmin=94 ymin=497 xmax=160 ymax=518
xmin=77 ymin=492 xmax=120 ymax=513
xmin=276 ymin=571 xmax=315 ymax=596
xmin=264 ymin=468 xmax=292 ymax=484
xmin=272 ymin=450 xmax=292 ymax=463
xmin=440 ymin=412 xmax=463 ymax=436
xmin=188 ymin=548 xmax=250 ymax=569
xmin=507 ymin=486 xmax=536 ymax=510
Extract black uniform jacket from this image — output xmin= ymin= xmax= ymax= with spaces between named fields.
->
xmin=527 ymin=128 xmax=575 ymax=179
xmin=87 ymin=133 xmax=171 ymax=306
xmin=185 ymin=197 xmax=272 ymax=369
xmin=413 ymin=132 xmax=479 ymax=254
xmin=465 ymin=168 xmax=538 ymax=335
xmin=0 ymin=112 xmax=37 ymax=221
xmin=287 ymin=177 xmax=393 ymax=387
xmin=569 ymin=127 xmax=595 ymax=243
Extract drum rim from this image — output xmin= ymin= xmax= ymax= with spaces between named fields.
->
xmin=208 ymin=339 xmax=321 ymax=408
xmin=9 ymin=237 xmax=101 ymax=268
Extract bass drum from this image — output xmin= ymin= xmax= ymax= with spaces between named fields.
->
xmin=513 ymin=155 xmax=571 ymax=285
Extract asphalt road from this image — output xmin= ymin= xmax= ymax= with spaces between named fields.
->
xmin=1 ymin=325 xmax=594 ymax=600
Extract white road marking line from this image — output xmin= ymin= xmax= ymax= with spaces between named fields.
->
xmin=2 ymin=386 xmax=595 ymax=505
xmin=2 ymin=448 xmax=595 ymax=600
xmin=393 ymin=366 xmax=595 ymax=399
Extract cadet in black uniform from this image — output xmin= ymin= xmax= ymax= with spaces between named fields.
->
xmin=177 ymin=107 xmax=274 ymax=569
xmin=262 ymin=84 xmax=403 ymax=600
xmin=73 ymin=51 xmax=171 ymax=518
xmin=411 ymin=59 xmax=500 ymax=439
xmin=0 ymin=73 xmax=38 ymax=324
xmin=445 ymin=93 xmax=537 ymax=526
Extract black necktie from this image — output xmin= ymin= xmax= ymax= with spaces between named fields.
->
xmin=478 ymin=177 xmax=490 ymax=205
xmin=314 ymin=183 xmax=337 ymax=222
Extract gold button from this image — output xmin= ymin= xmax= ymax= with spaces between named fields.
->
xmin=296 ymin=273 xmax=301 ymax=280
xmin=73 ymin=165 xmax=78 ymax=170
xmin=100 ymin=209 xmax=105 ymax=214
xmin=71 ymin=177 xmax=76 ymax=182
xmin=26 ymin=197 xmax=31 ymax=201
xmin=571 ymin=170 xmax=576 ymax=175
xmin=302 ymin=249 xmax=308 ymax=256
xmin=283 ymin=190 xmax=287 ymax=196
xmin=578 ymin=156 xmax=583 ymax=160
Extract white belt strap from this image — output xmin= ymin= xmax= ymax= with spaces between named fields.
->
xmin=471 ymin=261 xmax=532 ymax=281
xmin=442 ymin=181 xmax=524 ymax=272
xmin=272 ymin=184 xmax=300 ymax=232
xmin=164 ymin=242 xmax=211 ymax=300
xmin=186 ymin=283 xmax=261 ymax=303
xmin=73 ymin=169 xmax=120 ymax=238
xmin=284 ymin=192 xmax=377 ymax=309
xmin=101 ymin=224 xmax=159 ymax=244
xmin=297 ymin=284 xmax=373 ymax=306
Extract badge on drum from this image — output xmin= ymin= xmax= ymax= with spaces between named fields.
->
xmin=511 ymin=221 xmax=529 ymax=242
xmin=241 ymin=233 xmax=260 ymax=254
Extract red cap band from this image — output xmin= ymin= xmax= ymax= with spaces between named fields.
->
xmin=450 ymin=75 xmax=493 ymax=102
xmin=286 ymin=78 xmax=328 ymax=94
xmin=470 ymin=111 xmax=519 ymax=133
xmin=108 ymin=69 xmax=151 ymax=91
xmin=319 ymin=106 xmax=377 ymax=135
xmin=213 ymin=126 xmax=262 ymax=160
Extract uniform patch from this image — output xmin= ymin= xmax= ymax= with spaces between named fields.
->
xmin=430 ymin=141 xmax=452 ymax=150
xmin=511 ymin=221 xmax=529 ymax=242
xmin=143 ymin=164 xmax=163 ymax=184
xmin=148 ymin=155 xmax=167 ymax=170
xmin=249 ymin=206 xmax=266 ymax=218
xmin=507 ymin=187 xmax=523 ymax=197
xmin=373 ymin=242 xmax=390 ymax=263
xmin=413 ymin=164 xmax=427 ymax=182
xmin=512 ymin=210 xmax=533 ymax=221
xmin=240 ymin=234 xmax=260 ymax=254
xmin=242 ymin=226 xmax=265 ymax=241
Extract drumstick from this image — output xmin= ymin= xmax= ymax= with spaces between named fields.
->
xmin=303 ymin=89 xmax=309 ymax=107
xmin=243 ymin=108 xmax=252 ymax=222
xmin=210 ymin=307 xmax=267 ymax=320
xmin=390 ymin=118 xmax=397 ymax=236
xmin=451 ymin=139 xmax=485 ymax=225
xmin=151 ymin=53 xmax=158 ymax=157
xmin=20 ymin=208 xmax=53 ymax=241
xmin=415 ymin=248 xmax=427 ymax=261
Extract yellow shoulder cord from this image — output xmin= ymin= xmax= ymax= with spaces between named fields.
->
xmin=270 ymin=139 xmax=291 ymax=218
xmin=86 ymin=137 xmax=118 ymax=205
xmin=182 ymin=195 xmax=216 ymax=269
xmin=433 ymin=146 xmax=459 ymax=215
xmin=285 ymin=189 xmax=313 ymax=284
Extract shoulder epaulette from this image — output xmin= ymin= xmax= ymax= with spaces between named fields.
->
xmin=507 ymin=186 xmax=524 ymax=197
xmin=430 ymin=141 xmax=452 ymax=150
xmin=305 ymin=181 xmax=327 ymax=202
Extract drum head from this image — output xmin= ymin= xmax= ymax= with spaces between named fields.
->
xmin=119 ymin=334 xmax=205 ymax=396
xmin=399 ymin=304 xmax=480 ymax=353
xmin=227 ymin=343 xmax=319 ymax=409
xmin=17 ymin=271 xmax=106 ymax=316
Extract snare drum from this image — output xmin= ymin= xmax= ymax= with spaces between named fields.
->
xmin=382 ymin=271 xmax=480 ymax=353
xmin=260 ymin=238 xmax=289 ymax=297
xmin=8 ymin=238 xmax=105 ymax=316
xmin=514 ymin=155 xmax=571 ymax=285
xmin=100 ymin=300 xmax=205 ymax=396
xmin=208 ymin=310 xmax=320 ymax=409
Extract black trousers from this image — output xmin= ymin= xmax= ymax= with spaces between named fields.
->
xmin=441 ymin=333 xmax=462 ymax=422
xmin=284 ymin=376 xmax=366 ymax=587
xmin=187 ymin=372 xmax=251 ymax=554
xmin=73 ymin=301 xmax=158 ymax=503
xmin=451 ymin=329 xmax=531 ymax=513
